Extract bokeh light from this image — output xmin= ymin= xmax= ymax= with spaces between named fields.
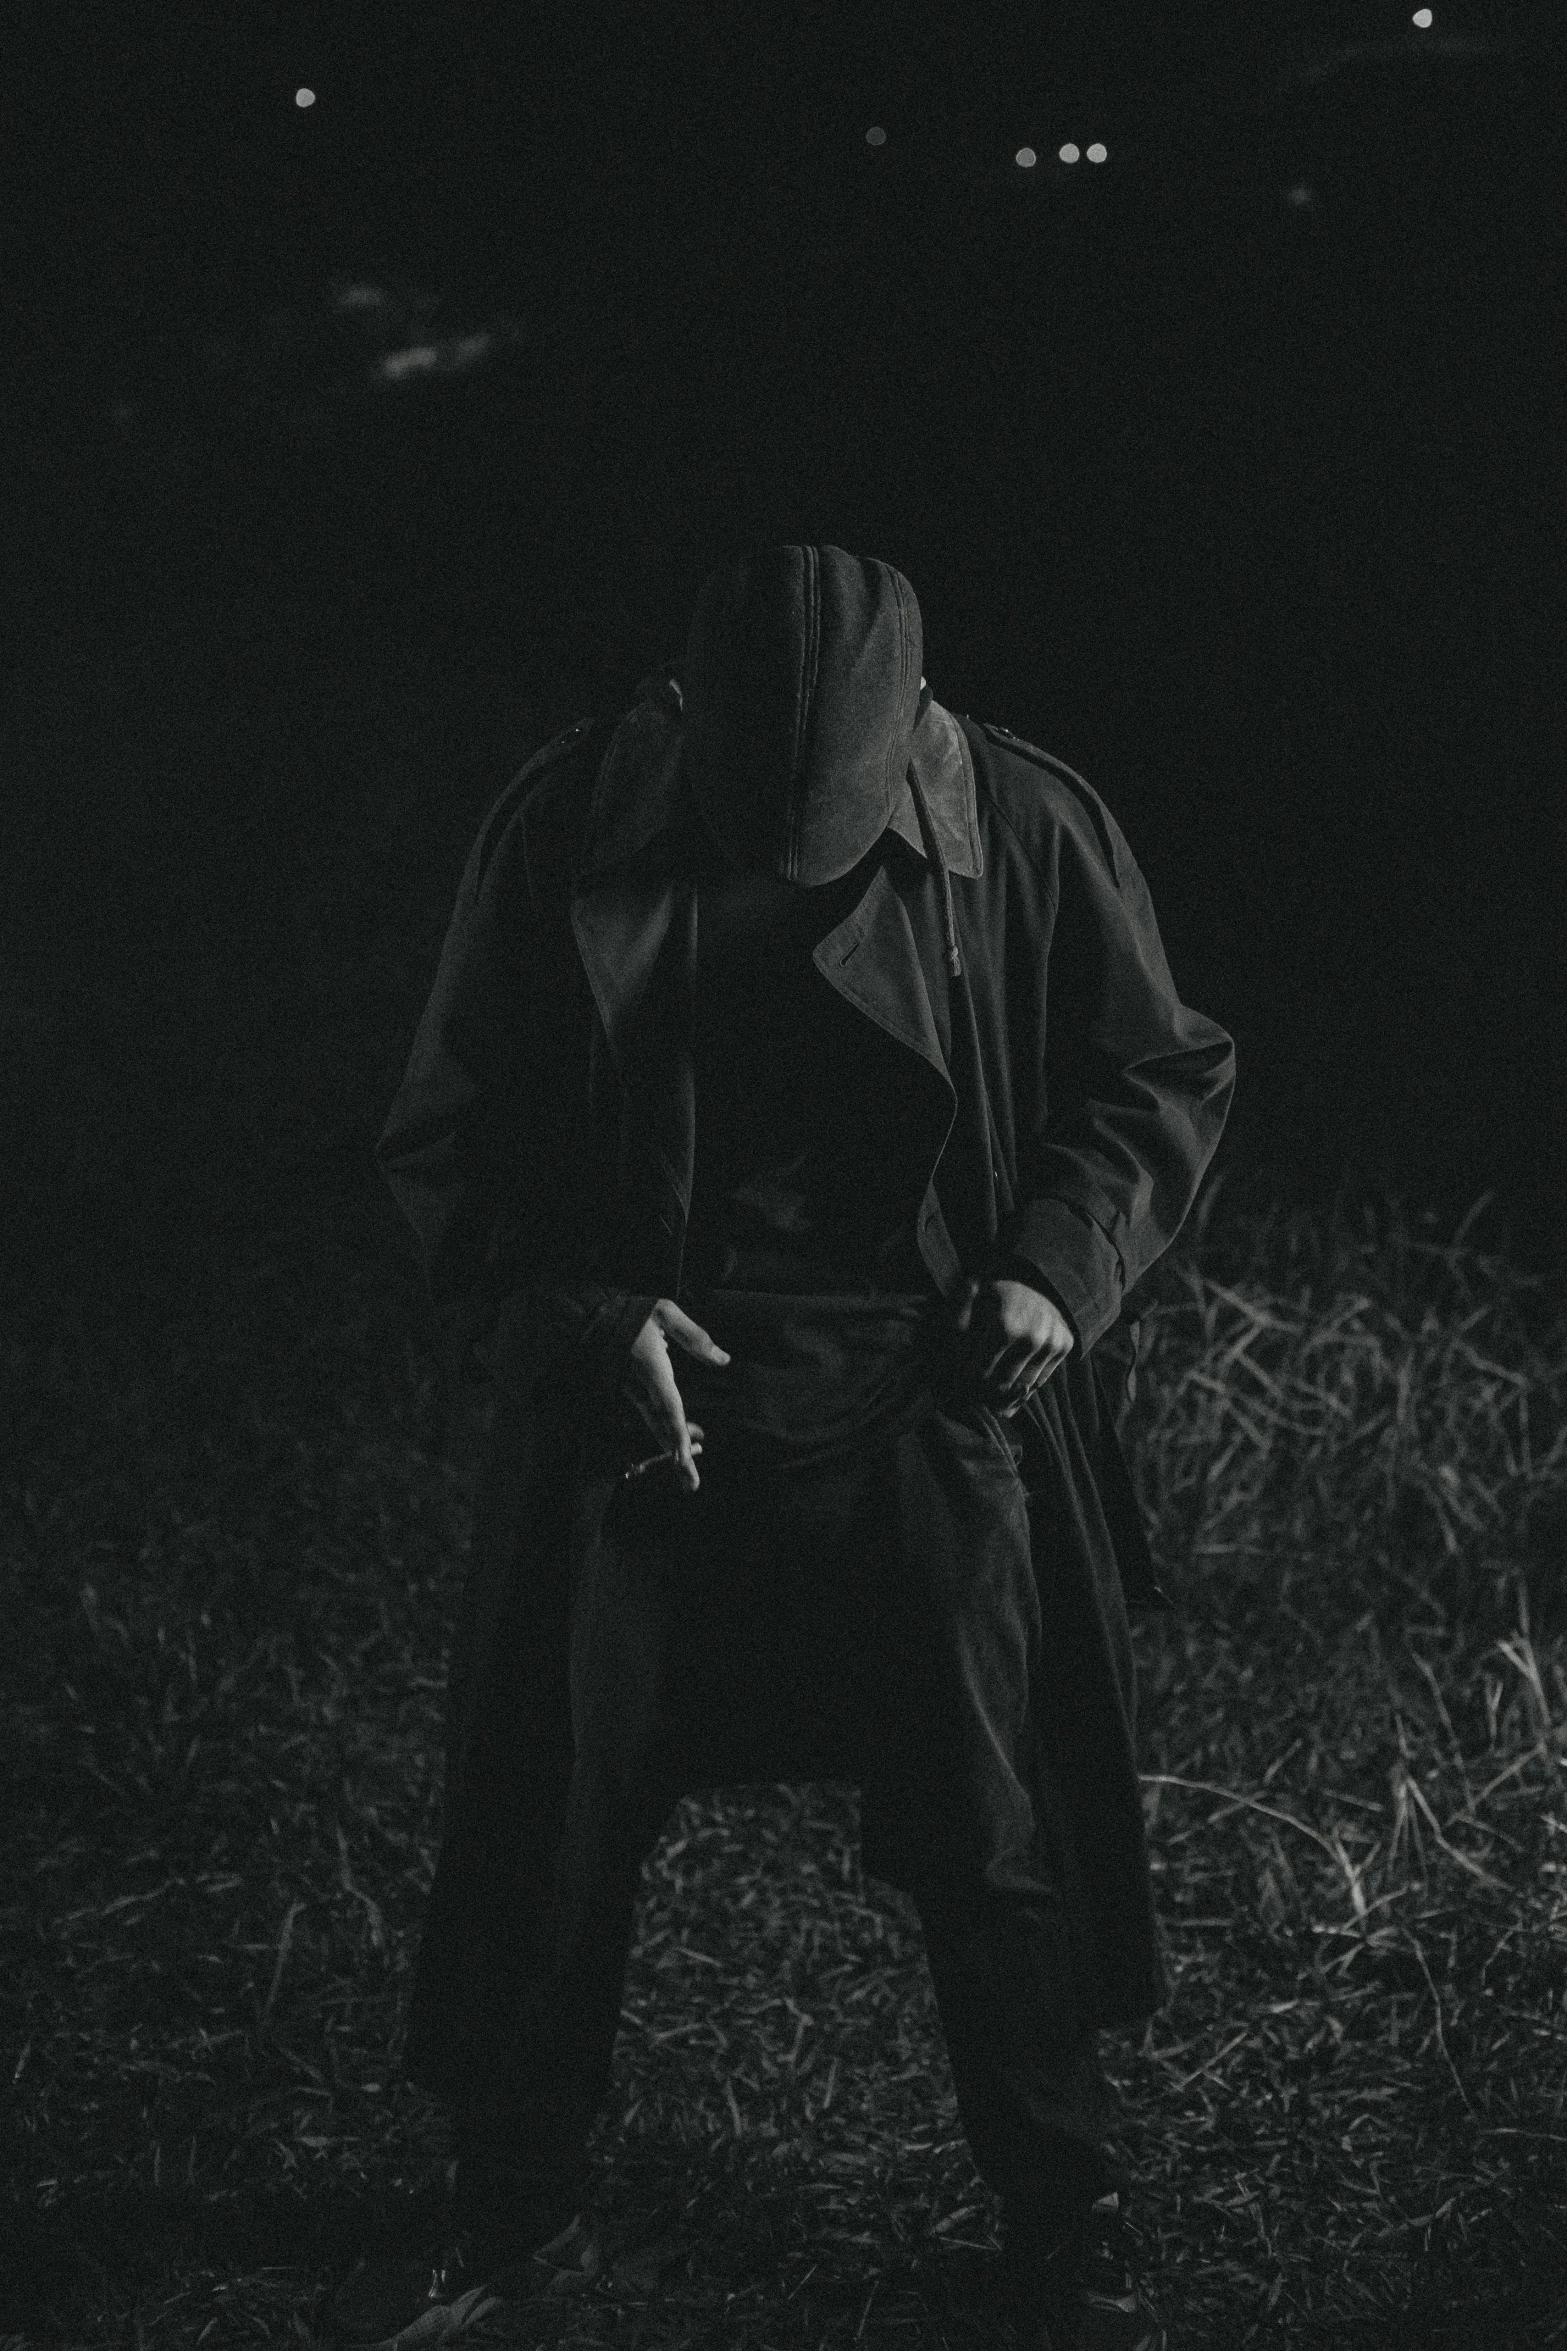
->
xmin=295 ymin=88 xmax=316 ymax=107
xmin=1087 ymin=142 xmax=1108 ymax=164
xmin=1059 ymin=143 xmax=1080 ymax=165
xmin=865 ymin=125 xmax=886 ymax=147
xmin=1413 ymin=7 xmax=1433 ymax=23
xmin=1015 ymin=147 xmax=1037 ymax=169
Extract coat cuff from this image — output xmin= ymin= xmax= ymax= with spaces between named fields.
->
xmin=1003 ymin=1197 xmax=1125 ymax=1354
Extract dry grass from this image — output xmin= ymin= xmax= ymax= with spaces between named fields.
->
xmin=3 ymin=1174 xmax=1565 ymax=2348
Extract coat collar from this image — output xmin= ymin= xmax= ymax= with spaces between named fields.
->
xmin=576 ymin=686 xmax=983 ymax=882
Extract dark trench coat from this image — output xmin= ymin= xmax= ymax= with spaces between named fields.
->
xmin=375 ymin=674 xmax=1236 ymax=2104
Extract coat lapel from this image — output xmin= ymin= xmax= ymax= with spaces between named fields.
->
xmin=566 ymin=688 xmax=980 ymax=1293
xmin=569 ymin=704 xmax=696 ymax=1271
xmin=811 ymin=861 xmax=953 ymax=1088
xmin=570 ymin=843 xmax=695 ymax=1206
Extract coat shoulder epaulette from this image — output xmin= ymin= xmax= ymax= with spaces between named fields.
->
xmin=978 ymin=719 xmax=1083 ymax=786
xmin=631 ymin=666 xmax=684 ymax=717
xmin=975 ymin=721 xmax=1121 ymax=882
xmin=528 ymin=712 xmax=601 ymax=773
xmin=472 ymin=715 xmax=606 ymax=889
xmin=511 ymin=712 xmax=621 ymax=813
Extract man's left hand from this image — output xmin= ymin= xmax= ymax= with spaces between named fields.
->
xmin=954 ymin=1275 xmax=1076 ymax=1416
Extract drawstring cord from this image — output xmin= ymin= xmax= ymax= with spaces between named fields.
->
xmin=906 ymin=764 xmax=963 ymax=979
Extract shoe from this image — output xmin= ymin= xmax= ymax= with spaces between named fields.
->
xmin=1001 ymin=2187 xmax=1165 ymax=2351
xmin=313 ymin=2206 xmax=601 ymax=2349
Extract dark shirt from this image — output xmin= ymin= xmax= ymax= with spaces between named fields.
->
xmin=681 ymin=841 xmax=931 ymax=1298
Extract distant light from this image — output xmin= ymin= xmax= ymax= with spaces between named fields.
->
xmin=1059 ymin=143 xmax=1080 ymax=165
xmin=1087 ymin=142 xmax=1108 ymax=164
xmin=1412 ymin=7 xmax=1433 ymax=23
xmin=295 ymin=87 xmax=316 ymax=107
xmin=865 ymin=125 xmax=886 ymax=147
xmin=1015 ymin=146 xmax=1037 ymax=169
xmin=1285 ymin=184 xmax=1317 ymax=209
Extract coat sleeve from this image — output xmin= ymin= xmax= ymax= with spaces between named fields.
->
xmin=1003 ymin=781 xmax=1236 ymax=1353
xmin=374 ymin=768 xmax=654 ymax=1408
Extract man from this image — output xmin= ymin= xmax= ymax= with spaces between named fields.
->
xmin=333 ymin=543 xmax=1234 ymax=2350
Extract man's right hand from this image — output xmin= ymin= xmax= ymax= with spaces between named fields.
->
xmin=622 ymin=1301 xmax=730 ymax=1492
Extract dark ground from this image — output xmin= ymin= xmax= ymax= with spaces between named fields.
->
xmin=4 ymin=1176 xmax=1565 ymax=2347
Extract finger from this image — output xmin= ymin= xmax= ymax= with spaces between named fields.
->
xmin=1012 ymin=1341 xmax=1072 ymax=1409
xmin=999 ymin=1354 xmax=1052 ymax=1415
xmin=647 ymin=1351 xmax=692 ymax=1448
xmin=628 ymin=1389 xmax=663 ymax=1440
xmin=968 ymin=1291 xmax=1029 ymax=1384
xmin=650 ymin=1364 xmax=700 ymax=1489
xmin=627 ymin=1367 xmax=706 ymax=1468
xmin=983 ymin=1331 xmax=1037 ymax=1392
xmin=998 ymin=1335 xmax=1056 ymax=1400
xmin=954 ymin=1275 xmax=982 ymax=1334
xmin=659 ymin=1305 xmax=731 ymax=1365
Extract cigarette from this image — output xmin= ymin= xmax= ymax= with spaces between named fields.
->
xmin=623 ymin=1446 xmax=677 ymax=1482
xmin=623 ymin=1440 xmax=703 ymax=1482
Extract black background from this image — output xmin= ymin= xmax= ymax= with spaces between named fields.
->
xmin=8 ymin=1 xmax=1566 ymax=1256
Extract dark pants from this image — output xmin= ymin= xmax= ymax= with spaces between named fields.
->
xmin=452 ymin=1378 xmax=1117 ymax=2226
